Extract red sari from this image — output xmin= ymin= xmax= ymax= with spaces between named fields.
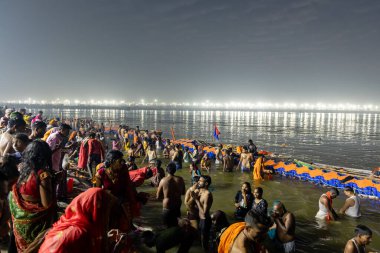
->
xmin=39 ymin=188 xmax=112 ymax=253
xmin=77 ymin=138 xmax=89 ymax=170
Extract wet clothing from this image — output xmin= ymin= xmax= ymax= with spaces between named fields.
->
xmin=252 ymin=198 xmax=268 ymax=216
xmin=316 ymin=193 xmax=332 ymax=220
xmin=253 ymin=156 xmax=264 ymax=180
xmin=234 ymin=190 xmax=254 ymax=219
xmin=345 ymin=195 xmax=361 ymax=218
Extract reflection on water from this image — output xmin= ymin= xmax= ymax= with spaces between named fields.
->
xmin=44 ymin=108 xmax=380 ymax=170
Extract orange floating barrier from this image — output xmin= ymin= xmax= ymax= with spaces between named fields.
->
xmin=264 ymin=159 xmax=276 ymax=166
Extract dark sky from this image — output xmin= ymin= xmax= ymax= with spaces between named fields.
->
xmin=1 ymin=0 xmax=380 ymax=104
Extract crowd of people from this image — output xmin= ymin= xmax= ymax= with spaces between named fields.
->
xmin=0 ymin=106 xmax=376 ymax=253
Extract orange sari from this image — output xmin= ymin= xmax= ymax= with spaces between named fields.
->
xmin=253 ymin=156 xmax=264 ymax=180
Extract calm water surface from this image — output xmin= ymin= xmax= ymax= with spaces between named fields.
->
xmin=40 ymin=108 xmax=379 ymax=252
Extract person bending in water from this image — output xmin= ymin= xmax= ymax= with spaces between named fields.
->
xmin=218 ymin=210 xmax=271 ymax=253
xmin=270 ymin=201 xmax=296 ymax=253
xmin=156 ymin=162 xmax=186 ymax=227
xmin=344 ymin=225 xmax=373 ymax=253
xmin=315 ymin=188 xmax=339 ymax=221
xmin=141 ymin=218 xmax=197 ymax=253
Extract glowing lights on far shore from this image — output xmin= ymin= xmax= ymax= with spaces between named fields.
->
xmin=2 ymin=98 xmax=380 ymax=112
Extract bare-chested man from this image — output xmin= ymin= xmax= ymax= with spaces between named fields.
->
xmin=223 ymin=148 xmax=235 ymax=172
xmin=0 ymin=118 xmax=26 ymax=156
xmin=156 ymin=162 xmax=186 ymax=227
xmin=344 ymin=225 xmax=373 ymax=253
xmin=271 ymin=201 xmax=296 ymax=253
xmin=238 ymin=146 xmax=253 ymax=172
xmin=218 ymin=210 xmax=271 ymax=253
xmin=192 ymin=175 xmax=213 ymax=250
xmin=184 ymin=176 xmax=200 ymax=229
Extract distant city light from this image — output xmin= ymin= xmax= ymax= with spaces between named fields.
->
xmin=1 ymin=98 xmax=380 ymax=112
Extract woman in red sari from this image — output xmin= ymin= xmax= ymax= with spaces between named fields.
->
xmin=95 ymin=150 xmax=147 ymax=221
xmin=39 ymin=188 xmax=130 ymax=253
xmin=8 ymin=140 xmax=56 ymax=252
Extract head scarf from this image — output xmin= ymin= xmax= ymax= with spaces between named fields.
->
xmin=39 ymin=188 xmax=116 ymax=253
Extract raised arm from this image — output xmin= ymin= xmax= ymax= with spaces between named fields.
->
xmin=274 ymin=213 xmax=294 ymax=234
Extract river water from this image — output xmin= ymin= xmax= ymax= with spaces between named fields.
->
xmin=42 ymin=108 xmax=379 ymax=251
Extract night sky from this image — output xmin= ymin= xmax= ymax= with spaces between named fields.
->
xmin=1 ymin=0 xmax=380 ymax=104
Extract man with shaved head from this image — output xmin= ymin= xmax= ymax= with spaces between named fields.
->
xmin=271 ymin=201 xmax=296 ymax=253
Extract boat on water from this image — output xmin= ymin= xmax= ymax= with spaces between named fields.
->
xmin=173 ymin=138 xmax=380 ymax=199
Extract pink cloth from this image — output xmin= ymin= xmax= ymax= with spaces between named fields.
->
xmin=46 ymin=132 xmax=64 ymax=171
xmin=31 ymin=114 xmax=42 ymax=124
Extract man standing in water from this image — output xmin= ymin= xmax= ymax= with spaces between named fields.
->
xmin=223 ymin=148 xmax=235 ymax=172
xmin=192 ymin=175 xmax=213 ymax=251
xmin=271 ymin=201 xmax=296 ymax=253
xmin=156 ymin=162 xmax=186 ymax=227
xmin=184 ymin=176 xmax=200 ymax=229
xmin=238 ymin=146 xmax=253 ymax=172
xmin=315 ymin=188 xmax=339 ymax=221
xmin=344 ymin=225 xmax=373 ymax=253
